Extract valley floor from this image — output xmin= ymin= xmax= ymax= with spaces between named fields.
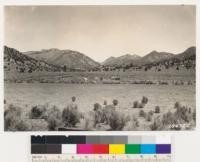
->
xmin=4 ymin=68 xmax=195 ymax=85
xmin=4 ymin=82 xmax=195 ymax=131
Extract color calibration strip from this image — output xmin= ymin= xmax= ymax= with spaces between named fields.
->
xmin=31 ymin=135 xmax=171 ymax=155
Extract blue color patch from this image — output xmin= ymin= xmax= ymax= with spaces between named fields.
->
xmin=140 ymin=144 xmax=156 ymax=154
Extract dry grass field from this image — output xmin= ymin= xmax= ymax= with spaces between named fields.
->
xmin=4 ymin=79 xmax=195 ymax=131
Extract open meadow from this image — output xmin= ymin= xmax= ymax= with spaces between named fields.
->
xmin=5 ymin=83 xmax=195 ymax=112
xmin=4 ymin=81 xmax=196 ymax=131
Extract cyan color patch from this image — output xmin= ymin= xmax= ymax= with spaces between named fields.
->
xmin=140 ymin=144 xmax=156 ymax=154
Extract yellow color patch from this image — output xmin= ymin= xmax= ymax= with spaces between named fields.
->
xmin=109 ymin=144 xmax=125 ymax=154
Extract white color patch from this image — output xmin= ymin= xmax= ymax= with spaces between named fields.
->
xmin=62 ymin=144 xmax=77 ymax=154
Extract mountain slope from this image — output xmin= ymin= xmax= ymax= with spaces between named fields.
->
xmin=102 ymin=54 xmax=141 ymax=66
xmin=150 ymin=47 xmax=196 ymax=65
xmin=24 ymin=49 xmax=100 ymax=70
xmin=4 ymin=46 xmax=62 ymax=73
xmin=174 ymin=46 xmax=196 ymax=60
xmin=102 ymin=47 xmax=195 ymax=70
xmin=142 ymin=46 xmax=196 ymax=71
xmin=139 ymin=51 xmax=174 ymax=65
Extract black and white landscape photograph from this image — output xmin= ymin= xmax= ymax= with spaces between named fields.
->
xmin=4 ymin=5 xmax=196 ymax=131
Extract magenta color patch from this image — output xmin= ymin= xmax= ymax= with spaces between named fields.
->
xmin=77 ymin=144 xmax=93 ymax=154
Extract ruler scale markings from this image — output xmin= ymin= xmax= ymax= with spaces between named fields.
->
xmin=31 ymin=136 xmax=172 ymax=162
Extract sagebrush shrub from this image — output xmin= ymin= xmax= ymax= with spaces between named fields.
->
xmin=146 ymin=114 xmax=152 ymax=122
xmin=188 ymin=108 xmax=192 ymax=114
xmin=62 ymin=107 xmax=80 ymax=127
xmin=14 ymin=119 xmax=31 ymax=131
xmin=29 ymin=105 xmax=47 ymax=119
xmin=79 ymin=118 xmax=91 ymax=130
xmin=150 ymin=117 xmax=163 ymax=130
xmin=79 ymin=111 xmax=95 ymax=130
xmin=4 ymin=104 xmax=31 ymax=131
xmin=93 ymin=104 xmax=105 ymax=127
xmin=30 ymin=119 xmax=48 ymax=131
xmin=123 ymin=116 xmax=139 ymax=131
xmin=93 ymin=103 xmax=101 ymax=111
xmin=174 ymin=102 xmax=181 ymax=109
xmin=133 ymin=116 xmax=140 ymax=127
xmin=109 ymin=110 xmax=128 ymax=130
xmin=148 ymin=110 xmax=154 ymax=116
xmin=141 ymin=96 xmax=148 ymax=104
xmin=4 ymin=104 xmax=20 ymax=130
xmin=113 ymin=99 xmax=119 ymax=106
xmin=139 ymin=110 xmax=146 ymax=118
xmin=161 ymin=103 xmax=194 ymax=130
xmin=133 ymin=101 xmax=139 ymax=108
xmin=174 ymin=106 xmax=193 ymax=123
xmin=155 ymin=106 xmax=160 ymax=113
xmin=102 ymin=105 xmax=115 ymax=124
xmin=162 ymin=111 xmax=174 ymax=126
xmin=46 ymin=106 xmax=62 ymax=131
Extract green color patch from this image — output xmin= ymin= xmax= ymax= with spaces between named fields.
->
xmin=125 ymin=144 xmax=140 ymax=154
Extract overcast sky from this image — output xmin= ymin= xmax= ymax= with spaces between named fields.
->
xmin=4 ymin=5 xmax=196 ymax=62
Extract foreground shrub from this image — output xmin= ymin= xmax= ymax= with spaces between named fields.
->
xmin=174 ymin=102 xmax=181 ymax=109
xmin=161 ymin=104 xmax=194 ymax=130
xmin=113 ymin=99 xmax=119 ymax=106
xmin=79 ymin=118 xmax=92 ymax=130
xmin=150 ymin=117 xmax=163 ymax=130
xmin=93 ymin=103 xmax=105 ymax=127
xmin=46 ymin=106 xmax=62 ymax=131
xmin=155 ymin=106 xmax=160 ymax=113
xmin=95 ymin=111 xmax=104 ymax=126
xmin=133 ymin=101 xmax=139 ymax=108
xmin=123 ymin=116 xmax=139 ymax=131
xmin=141 ymin=96 xmax=148 ymax=104
xmin=62 ymin=107 xmax=80 ymax=127
xmin=162 ymin=111 xmax=175 ymax=126
xmin=102 ymin=105 xmax=115 ymax=124
xmin=79 ymin=112 xmax=95 ymax=130
xmin=109 ymin=110 xmax=128 ymax=130
xmin=139 ymin=110 xmax=146 ymax=118
xmin=174 ymin=106 xmax=193 ymax=123
xmin=4 ymin=104 xmax=31 ymax=131
xmin=133 ymin=100 xmax=144 ymax=108
xmin=148 ymin=110 xmax=154 ymax=116
xmin=188 ymin=108 xmax=192 ymax=114
xmin=14 ymin=119 xmax=32 ymax=131
xmin=30 ymin=119 xmax=48 ymax=131
xmin=29 ymin=105 xmax=47 ymax=119
xmin=93 ymin=103 xmax=101 ymax=111
xmin=132 ymin=116 xmax=140 ymax=127
xmin=146 ymin=113 xmax=152 ymax=122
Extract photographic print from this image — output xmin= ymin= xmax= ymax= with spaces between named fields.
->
xmin=4 ymin=5 xmax=196 ymax=131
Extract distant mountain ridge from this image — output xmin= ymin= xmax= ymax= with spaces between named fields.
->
xmin=4 ymin=46 xmax=62 ymax=73
xmin=4 ymin=45 xmax=195 ymax=74
xmin=139 ymin=51 xmax=174 ymax=64
xmin=147 ymin=46 xmax=196 ymax=66
xmin=102 ymin=47 xmax=195 ymax=67
xmin=102 ymin=54 xmax=141 ymax=66
xmin=24 ymin=49 xmax=100 ymax=70
xmin=173 ymin=46 xmax=196 ymax=60
xmin=102 ymin=51 xmax=175 ymax=67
